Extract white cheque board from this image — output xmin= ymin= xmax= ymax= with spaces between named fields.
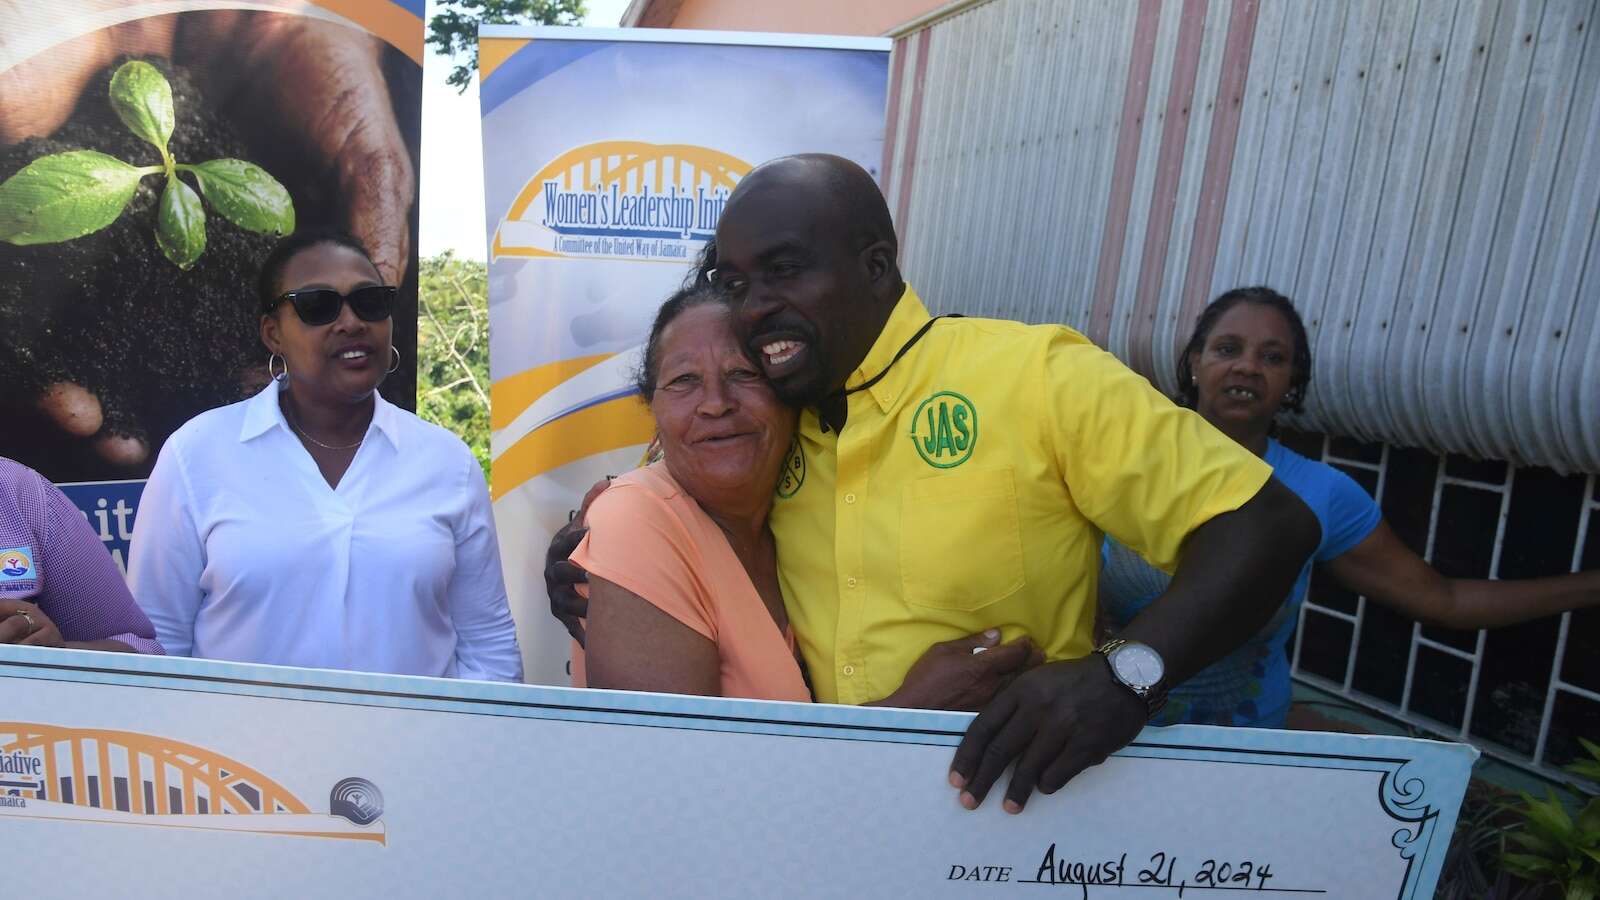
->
xmin=0 ymin=646 xmax=1475 ymax=898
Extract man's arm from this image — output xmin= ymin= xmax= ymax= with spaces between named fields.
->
xmin=1118 ymin=477 xmax=1317 ymax=682
xmin=949 ymin=476 xmax=1318 ymax=813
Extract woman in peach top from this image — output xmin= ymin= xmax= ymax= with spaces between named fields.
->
xmin=573 ymin=285 xmax=1037 ymax=703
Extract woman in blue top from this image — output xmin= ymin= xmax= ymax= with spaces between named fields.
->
xmin=1099 ymin=287 xmax=1600 ymax=727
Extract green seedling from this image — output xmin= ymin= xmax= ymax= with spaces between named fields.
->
xmin=0 ymin=60 xmax=294 ymax=269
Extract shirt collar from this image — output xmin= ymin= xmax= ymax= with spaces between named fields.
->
xmin=845 ymin=284 xmax=932 ymax=413
xmin=238 ymin=379 xmax=402 ymax=451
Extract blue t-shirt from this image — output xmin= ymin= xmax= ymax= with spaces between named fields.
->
xmin=1099 ymin=439 xmax=1382 ymax=727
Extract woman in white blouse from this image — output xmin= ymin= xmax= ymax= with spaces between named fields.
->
xmin=128 ymin=229 xmax=522 ymax=681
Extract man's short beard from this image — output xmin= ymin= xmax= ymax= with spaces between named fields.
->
xmin=771 ymin=368 xmax=833 ymax=409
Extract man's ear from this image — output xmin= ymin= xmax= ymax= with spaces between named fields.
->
xmin=861 ymin=238 xmax=898 ymax=292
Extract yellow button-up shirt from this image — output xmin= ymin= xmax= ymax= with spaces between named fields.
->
xmin=771 ymin=286 xmax=1273 ymax=705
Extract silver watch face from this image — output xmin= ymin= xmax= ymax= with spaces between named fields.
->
xmin=1110 ymin=643 xmax=1164 ymax=690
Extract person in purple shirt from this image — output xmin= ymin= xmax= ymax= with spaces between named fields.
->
xmin=0 ymin=457 xmax=163 ymax=653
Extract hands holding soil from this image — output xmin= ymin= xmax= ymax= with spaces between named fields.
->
xmin=0 ymin=7 xmax=415 ymax=468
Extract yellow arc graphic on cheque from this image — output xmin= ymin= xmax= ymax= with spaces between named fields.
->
xmin=0 ymin=722 xmax=385 ymax=843
xmin=1 ymin=722 xmax=305 ymax=814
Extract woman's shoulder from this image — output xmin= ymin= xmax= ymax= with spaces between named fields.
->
xmin=587 ymin=464 xmax=709 ymax=532
xmin=591 ymin=464 xmax=685 ymax=514
xmin=163 ymin=393 xmax=260 ymax=454
xmin=383 ymin=403 xmax=477 ymax=461
xmin=1266 ymin=440 xmax=1379 ymax=519
xmin=0 ymin=457 xmax=46 ymax=509
xmin=611 ymin=463 xmax=682 ymax=496
xmin=1266 ymin=440 xmax=1343 ymax=491
xmin=0 ymin=456 xmax=43 ymax=487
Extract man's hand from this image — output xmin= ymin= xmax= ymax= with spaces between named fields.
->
xmin=546 ymin=519 xmax=589 ymax=644
xmin=0 ymin=600 xmax=65 ymax=647
xmin=545 ymin=478 xmax=612 ymax=645
xmin=875 ymin=629 xmax=1043 ymax=711
xmin=948 ymin=655 xmax=1146 ymax=814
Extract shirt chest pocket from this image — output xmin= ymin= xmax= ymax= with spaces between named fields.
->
xmin=899 ymin=466 xmax=1026 ymax=611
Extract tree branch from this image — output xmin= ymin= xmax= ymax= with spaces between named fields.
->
xmin=420 ymin=286 xmax=489 ymax=408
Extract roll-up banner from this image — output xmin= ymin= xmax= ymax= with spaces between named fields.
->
xmin=480 ymin=27 xmax=892 ymax=682
xmin=0 ymin=0 xmax=426 ymax=569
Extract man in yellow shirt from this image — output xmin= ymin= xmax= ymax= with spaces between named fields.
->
xmin=551 ymin=154 xmax=1319 ymax=814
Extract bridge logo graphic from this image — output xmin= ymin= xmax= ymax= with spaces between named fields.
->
xmin=0 ymin=723 xmax=384 ymax=843
xmin=492 ymin=140 xmax=751 ymax=263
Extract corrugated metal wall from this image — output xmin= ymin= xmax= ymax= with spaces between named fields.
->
xmin=883 ymin=0 xmax=1600 ymax=474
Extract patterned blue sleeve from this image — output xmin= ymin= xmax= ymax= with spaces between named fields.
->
xmin=1315 ymin=465 xmax=1383 ymax=562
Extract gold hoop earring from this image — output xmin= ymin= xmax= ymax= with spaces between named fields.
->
xmin=268 ymin=353 xmax=289 ymax=383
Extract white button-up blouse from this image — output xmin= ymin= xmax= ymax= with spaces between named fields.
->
xmin=128 ymin=381 xmax=522 ymax=681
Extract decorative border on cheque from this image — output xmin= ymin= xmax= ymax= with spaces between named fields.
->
xmin=0 ymin=645 xmax=1474 ymax=899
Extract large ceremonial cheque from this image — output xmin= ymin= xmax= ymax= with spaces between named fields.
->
xmin=478 ymin=27 xmax=891 ymax=681
xmin=0 ymin=0 xmax=426 ymax=557
xmin=0 ymin=647 xmax=1474 ymax=897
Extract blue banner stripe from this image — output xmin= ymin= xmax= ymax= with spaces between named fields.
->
xmin=389 ymin=0 xmax=425 ymax=20
xmin=481 ymin=40 xmax=614 ymax=116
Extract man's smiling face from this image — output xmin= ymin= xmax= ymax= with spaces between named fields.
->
xmin=712 ymin=163 xmax=888 ymax=408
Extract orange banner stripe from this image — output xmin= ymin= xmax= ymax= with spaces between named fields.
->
xmin=491 ymin=397 xmax=654 ymax=500
xmin=490 ymin=353 xmax=616 ymax=430
xmin=479 ymin=36 xmax=530 ymax=81
xmin=308 ymin=0 xmax=424 ymax=63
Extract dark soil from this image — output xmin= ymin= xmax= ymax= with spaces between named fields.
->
xmin=0 ymin=57 xmax=274 ymax=479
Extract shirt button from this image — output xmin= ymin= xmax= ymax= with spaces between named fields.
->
xmin=844 ymin=492 xmax=857 ymax=504
xmin=842 ymin=665 xmax=855 ymax=676
xmin=846 ymin=577 xmax=858 ymax=587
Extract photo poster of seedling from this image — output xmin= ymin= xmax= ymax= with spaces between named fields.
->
xmin=0 ymin=0 xmax=424 ymax=551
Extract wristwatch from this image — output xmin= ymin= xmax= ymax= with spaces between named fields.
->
xmin=1095 ymin=639 xmax=1168 ymax=718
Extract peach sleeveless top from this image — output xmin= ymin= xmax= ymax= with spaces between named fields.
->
xmin=570 ymin=463 xmax=810 ymax=702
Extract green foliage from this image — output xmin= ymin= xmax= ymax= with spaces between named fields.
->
xmin=0 ymin=60 xmax=294 ymax=268
xmin=0 ymin=151 xmax=143 ymax=244
xmin=417 ymin=252 xmax=491 ymax=483
xmin=1573 ymin=740 xmax=1600 ymax=784
xmin=427 ymin=0 xmax=587 ymax=92
xmin=109 ymin=60 xmax=175 ymax=152
xmin=186 ymin=158 xmax=295 ymax=235
xmin=1499 ymin=740 xmax=1600 ymax=900
xmin=155 ymin=178 xmax=205 ymax=269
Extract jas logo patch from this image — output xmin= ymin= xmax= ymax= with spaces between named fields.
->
xmin=910 ymin=391 xmax=978 ymax=468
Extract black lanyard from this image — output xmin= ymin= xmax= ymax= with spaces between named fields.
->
xmin=842 ymin=314 xmax=962 ymax=397
xmin=818 ymin=314 xmax=961 ymax=433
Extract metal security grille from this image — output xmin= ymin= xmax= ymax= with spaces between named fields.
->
xmin=1291 ymin=434 xmax=1599 ymax=787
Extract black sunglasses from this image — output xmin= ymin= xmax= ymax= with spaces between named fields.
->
xmin=269 ymin=285 xmax=396 ymax=326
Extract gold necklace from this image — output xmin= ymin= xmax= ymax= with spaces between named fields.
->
xmin=284 ymin=402 xmax=365 ymax=451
